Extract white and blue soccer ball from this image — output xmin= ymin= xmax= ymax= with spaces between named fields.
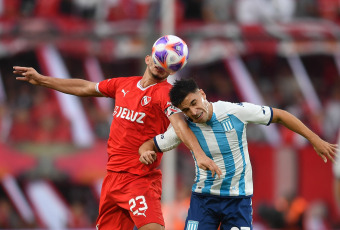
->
xmin=152 ymin=35 xmax=189 ymax=74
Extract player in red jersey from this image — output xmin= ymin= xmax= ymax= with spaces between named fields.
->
xmin=13 ymin=40 xmax=222 ymax=230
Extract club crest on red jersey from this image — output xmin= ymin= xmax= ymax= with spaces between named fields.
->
xmin=141 ymin=96 xmax=151 ymax=106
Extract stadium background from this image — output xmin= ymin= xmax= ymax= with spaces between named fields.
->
xmin=0 ymin=0 xmax=340 ymax=229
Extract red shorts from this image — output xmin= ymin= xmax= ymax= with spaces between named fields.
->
xmin=96 ymin=169 xmax=164 ymax=230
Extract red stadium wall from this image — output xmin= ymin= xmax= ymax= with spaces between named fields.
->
xmin=248 ymin=143 xmax=275 ymax=220
xmin=298 ymin=145 xmax=337 ymax=221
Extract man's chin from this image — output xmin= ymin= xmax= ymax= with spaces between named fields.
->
xmin=151 ymin=73 xmax=168 ymax=81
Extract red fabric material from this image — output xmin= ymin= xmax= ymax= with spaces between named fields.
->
xmin=96 ymin=170 xmax=164 ymax=229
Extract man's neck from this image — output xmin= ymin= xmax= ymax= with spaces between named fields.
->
xmin=140 ymin=71 xmax=167 ymax=88
xmin=207 ymin=102 xmax=213 ymax=121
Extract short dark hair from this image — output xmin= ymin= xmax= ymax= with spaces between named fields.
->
xmin=170 ymin=78 xmax=199 ymax=107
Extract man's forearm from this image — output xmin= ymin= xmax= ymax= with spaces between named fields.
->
xmin=39 ymin=76 xmax=100 ymax=97
xmin=139 ymin=139 xmax=158 ymax=155
xmin=273 ymin=109 xmax=319 ymax=143
xmin=13 ymin=66 xmax=101 ymax=97
xmin=169 ymin=113 xmax=206 ymax=158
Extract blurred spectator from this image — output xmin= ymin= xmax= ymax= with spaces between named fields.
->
xmin=258 ymin=194 xmax=307 ymax=230
xmin=318 ymin=0 xmax=340 ymax=22
xmin=304 ymin=201 xmax=330 ymax=230
xmin=59 ymin=0 xmax=73 ymax=16
xmin=30 ymin=89 xmax=71 ymax=143
xmin=201 ymin=0 xmax=233 ymax=23
xmin=162 ymin=186 xmax=191 ymax=230
xmin=15 ymin=85 xmax=33 ymax=110
xmin=68 ymin=201 xmax=92 ymax=228
xmin=9 ymin=107 xmax=32 ymax=142
xmin=92 ymin=110 xmax=111 ymax=140
xmin=235 ymin=0 xmax=266 ymax=24
xmin=34 ymin=0 xmax=62 ymax=18
xmin=180 ymin=0 xmax=204 ymax=22
xmin=295 ymin=0 xmax=319 ymax=18
xmin=334 ymin=131 xmax=340 ymax=214
xmin=0 ymin=102 xmax=11 ymax=143
xmin=104 ymin=0 xmax=155 ymax=21
xmin=20 ymin=0 xmax=36 ymax=17
xmin=209 ymin=70 xmax=238 ymax=102
xmin=0 ymin=0 xmax=20 ymax=19
xmin=323 ymin=84 xmax=340 ymax=142
xmin=73 ymin=0 xmax=98 ymax=19
xmin=235 ymin=0 xmax=296 ymax=24
xmin=0 ymin=198 xmax=25 ymax=228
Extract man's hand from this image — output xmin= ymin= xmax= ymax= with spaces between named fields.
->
xmin=13 ymin=66 xmax=43 ymax=85
xmin=195 ymin=154 xmax=222 ymax=178
xmin=313 ymin=139 xmax=338 ymax=163
xmin=139 ymin=150 xmax=157 ymax=165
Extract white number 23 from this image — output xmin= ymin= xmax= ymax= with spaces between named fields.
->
xmin=129 ymin=196 xmax=148 ymax=217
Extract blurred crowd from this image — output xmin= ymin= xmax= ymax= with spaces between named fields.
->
xmin=0 ymin=0 xmax=339 ymax=24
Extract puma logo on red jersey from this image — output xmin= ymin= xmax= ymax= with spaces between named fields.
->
xmin=113 ymin=106 xmax=146 ymax=124
xmin=122 ymin=89 xmax=129 ymax=97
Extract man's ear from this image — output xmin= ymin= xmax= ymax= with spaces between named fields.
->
xmin=145 ymin=55 xmax=151 ymax=64
xmin=199 ymin=89 xmax=207 ymax=100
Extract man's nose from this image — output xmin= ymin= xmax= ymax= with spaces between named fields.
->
xmin=190 ymin=108 xmax=197 ymax=115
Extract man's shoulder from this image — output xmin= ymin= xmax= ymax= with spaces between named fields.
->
xmin=157 ymin=80 xmax=172 ymax=89
xmin=213 ymin=101 xmax=251 ymax=118
xmin=117 ymin=76 xmax=143 ymax=82
xmin=213 ymin=101 xmax=236 ymax=111
xmin=101 ymin=76 xmax=142 ymax=85
xmin=152 ymin=81 xmax=172 ymax=95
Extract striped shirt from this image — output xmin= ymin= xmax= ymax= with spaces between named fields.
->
xmin=155 ymin=101 xmax=273 ymax=197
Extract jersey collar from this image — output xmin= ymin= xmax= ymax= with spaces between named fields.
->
xmin=137 ymin=80 xmax=157 ymax=91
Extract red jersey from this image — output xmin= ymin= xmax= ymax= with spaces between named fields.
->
xmin=96 ymin=76 xmax=178 ymax=175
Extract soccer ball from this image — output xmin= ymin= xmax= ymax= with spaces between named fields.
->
xmin=152 ymin=35 xmax=189 ymax=74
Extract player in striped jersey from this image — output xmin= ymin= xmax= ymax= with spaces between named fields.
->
xmin=139 ymin=78 xmax=337 ymax=230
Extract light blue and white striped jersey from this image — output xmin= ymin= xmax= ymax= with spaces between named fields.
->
xmin=154 ymin=101 xmax=273 ymax=197
xmin=188 ymin=101 xmax=272 ymax=197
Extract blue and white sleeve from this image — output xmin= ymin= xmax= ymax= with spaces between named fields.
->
xmin=233 ymin=102 xmax=273 ymax=125
xmin=154 ymin=126 xmax=182 ymax=152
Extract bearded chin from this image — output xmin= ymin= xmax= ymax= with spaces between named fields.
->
xmin=150 ymin=69 xmax=167 ymax=81
xmin=151 ymin=72 xmax=163 ymax=80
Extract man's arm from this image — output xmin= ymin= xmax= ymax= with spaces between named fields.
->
xmin=272 ymin=108 xmax=338 ymax=163
xmin=139 ymin=138 xmax=159 ymax=165
xmin=169 ymin=112 xmax=222 ymax=178
xmin=13 ymin=66 xmax=102 ymax=97
xmin=139 ymin=126 xmax=182 ymax=164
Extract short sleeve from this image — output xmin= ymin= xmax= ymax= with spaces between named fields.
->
xmin=97 ymin=78 xmax=118 ymax=98
xmin=233 ymin=102 xmax=273 ymax=125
